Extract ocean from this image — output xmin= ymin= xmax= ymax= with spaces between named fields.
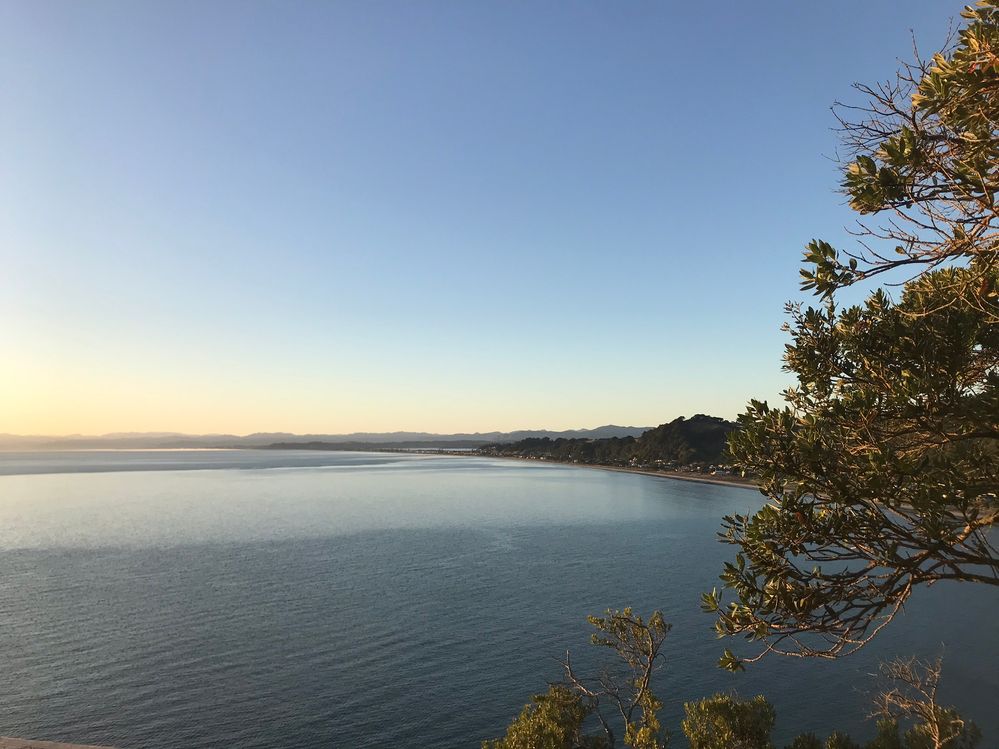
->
xmin=0 ymin=450 xmax=993 ymax=747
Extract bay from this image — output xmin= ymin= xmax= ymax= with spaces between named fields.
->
xmin=0 ymin=450 xmax=993 ymax=748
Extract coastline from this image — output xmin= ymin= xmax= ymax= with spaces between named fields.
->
xmin=0 ymin=740 xmax=116 ymax=749
xmin=484 ymin=454 xmax=759 ymax=491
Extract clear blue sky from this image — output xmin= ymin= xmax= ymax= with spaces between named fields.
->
xmin=0 ymin=1 xmax=959 ymax=435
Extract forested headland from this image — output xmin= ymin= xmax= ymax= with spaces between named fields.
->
xmin=477 ymin=414 xmax=737 ymax=472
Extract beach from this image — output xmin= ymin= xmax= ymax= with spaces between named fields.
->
xmin=484 ymin=454 xmax=759 ymax=490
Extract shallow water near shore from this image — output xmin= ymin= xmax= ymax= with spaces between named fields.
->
xmin=0 ymin=450 xmax=994 ymax=748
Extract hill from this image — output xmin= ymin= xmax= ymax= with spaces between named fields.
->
xmin=478 ymin=414 xmax=737 ymax=466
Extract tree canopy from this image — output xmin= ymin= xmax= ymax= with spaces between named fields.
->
xmin=489 ymin=4 xmax=995 ymax=747
xmin=485 ymin=608 xmax=669 ymax=749
xmin=681 ymin=693 xmax=776 ymax=749
xmin=480 ymin=415 xmax=736 ymax=467
xmin=705 ymin=1 xmax=998 ymax=668
xmin=485 ymin=635 xmax=981 ymax=749
xmin=483 ymin=685 xmax=596 ymax=749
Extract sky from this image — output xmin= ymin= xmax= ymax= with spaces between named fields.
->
xmin=0 ymin=1 xmax=961 ymax=435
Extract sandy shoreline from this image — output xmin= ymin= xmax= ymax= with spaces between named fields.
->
xmin=575 ymin=462 xmax=759 ymax=490
xmin=485 ymin=454 xmax=759 ymax=491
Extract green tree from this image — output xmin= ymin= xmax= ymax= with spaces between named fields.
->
xmin=865 ymin=720 xmax=904 ymax=749
xmin=785 ymin=734 xmax=823 ymax=749
xmin=563 ymin=609 xmax=670 ymax=749
xmin=872 ymin=657 xmax=981 ymax=749
xmin=491 ymin=5 xmax=995 ymax=746
xmin=680 ymin=694 xmax=776 ymax=749
xmin=484 ymin=609 xmax=670 ymax=749
xmin=704 ymin=2 xmax=998 ymax=668
xmin=824 ymin=733 xmax=860 ymax=749
xmin=787 ymin=721 xmax=900 ymax=749
xmin=484 ymin=684 xmax=598 ymax=749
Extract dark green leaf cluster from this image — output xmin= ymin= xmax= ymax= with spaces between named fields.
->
xmin=485 ymin=609 xmax=670 ymax=749
xmin=579 ymin=609 xmax=670 ymax=749
xmin=679 ymin=696 xmax=981 ymax=749
xmin=681 ymin=693 xmax=775 ymax=749
xmin=903 ymin=712 xmax=982 ymax=749
xmin=800 ymin=1 xmax=999 ymax=305
xmin=486 ymin=613 xmax=985 ymax=748
xmin=480 ymin=435 xmax=639 ymax=465
xmin=480 ymin=415 xmax=736 ymax=467
xmin=710 ymin=266 xmax=998 ymax=666
xmin=483 ymin=685 xmax=601 ymax=749
xmin=632 ymin=416 xmax=734 ymax=466
xmin=785 ymin=717 xmax=982 ymax=749
xmin=712 ymin=2 xmax=999 ymax=668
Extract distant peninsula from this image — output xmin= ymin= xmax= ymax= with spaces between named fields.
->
xmin=477 ymin=414 xmax=742 ymax=476
xmin=256 ymin=415 xmax=748 ymax=486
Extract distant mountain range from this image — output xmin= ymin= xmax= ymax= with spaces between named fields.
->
xmin=0 ymin=425 xmax=652 ymax=451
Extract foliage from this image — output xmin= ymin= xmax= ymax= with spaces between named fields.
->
xmin=491 ymin=8 xmax=995 ymax=748
xmin=563 ymin=609 xmax=671 ymax=749
xmin=786 ymin=735 xmax=823 ymax=749
xmin=488 ymin=619 xmax=985 ymax=747
xmin=789 ymin=659 xmax=981 ymax=749
xmin=680 ymin=693 xmax=776 ymax=749
xmin=706 ymin=2 xmax=999 ymax=668
xmin=632 ymin=416 xmax=735 ymax=466
xmin=802 ymin=1 xmax=999 ymax=305
xmin=481 ymin=435 xmax=639 ymax=466
xmin=480 ymin=415 xmax=736 ymax=467
xmin=483 ymin=685 xmax=597 ymax=749
xmin=485 ymin=609 xmax=670 ymax=749
xmin=903 ymin=720 xmax=982 ymax=749
xmin=786 ymin=721 xmax=901 ymax=749
xmin=872 ymin=657 xmax=981 ymax=749
xmin=866 ymin=721 xmax=904 ymax=749
xmin=824 ymin=733 xmax=861 ymax=749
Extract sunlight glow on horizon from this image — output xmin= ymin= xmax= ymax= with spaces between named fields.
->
xmin=0 ymin=1 xmax=956 ymax=436
xmin=0 ymin=358 xmax=758 ymax=435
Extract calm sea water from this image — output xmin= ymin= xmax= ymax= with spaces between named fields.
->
xmin=0 ymin=450 xmax=993 ymax=748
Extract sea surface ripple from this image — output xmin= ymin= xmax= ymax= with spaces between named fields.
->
xmin=0 ymin=451 xmax=994 ymax=748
